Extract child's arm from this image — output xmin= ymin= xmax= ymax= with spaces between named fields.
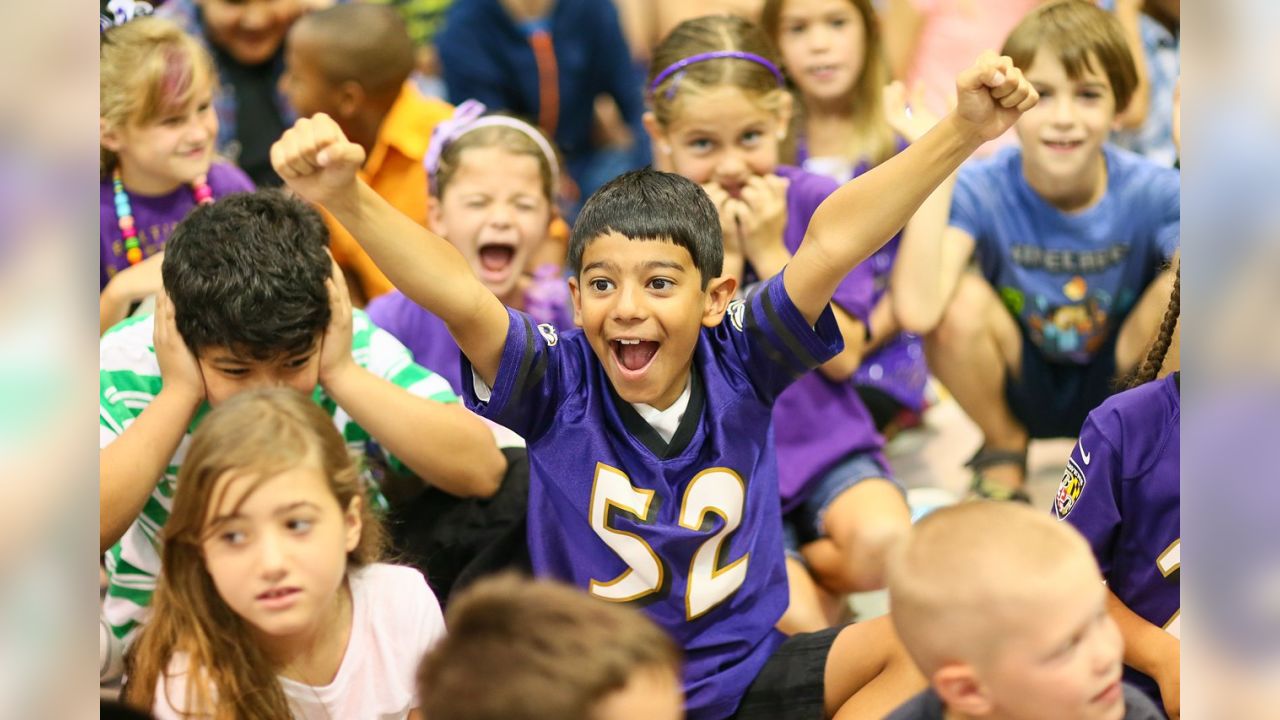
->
xmin=100 ymin=252 xmax=165 ymax=335
xmin=1107 ymin=589 xmax=1180 ymax=719
xmin=271 ymin=115 xmax=510 ymax=387
xmin=786 ymin=53 xmax=1037 ymax=326
xmin=317 ymin=265 xmax=506 ymax=498
xmin=889 ymin=183 xmax=971 ymax=336
xmin=99 ymin=295 xmax=203 ymax=553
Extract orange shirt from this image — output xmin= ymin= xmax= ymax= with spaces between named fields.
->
xmin=325 ymin=84 xmax=454 ymax=301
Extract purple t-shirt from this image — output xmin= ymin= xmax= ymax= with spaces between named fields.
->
xmin=769 ymin=165 xmax=885 ymax=510
xmin=367 ymin=282 xmax=572 ymax=395
xmin=463 ymin=274 xmax=842 ymax=720
xmin=1057 ymin=373 xmax=1180 ymax=706
xmin=99 ymin=162 xmax=254 ymax=289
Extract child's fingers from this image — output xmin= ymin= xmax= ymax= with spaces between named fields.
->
xmin=766 ymin=174 xmax=790 ymax=197
xmin=988 ymin=65 xmax=1023 ymax=101
xmin=955 ymin=50 xmax=1002 ymax=93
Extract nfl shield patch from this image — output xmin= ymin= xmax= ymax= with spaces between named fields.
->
xmin=1055 ymin=458 xmax=1086 ymax=520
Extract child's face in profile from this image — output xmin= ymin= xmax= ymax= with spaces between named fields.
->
xmin=432 ymin=146 xmax=553 ymax=305
xmin=569 ymin=232 xmax=728 ymax=410
xmin=197 ymin=0 xmax=302 ymax=66
xmin=773 ymin=0 xmax=867 ymax=104
xmin=1015 ymin=47 xmax=1117 ymax=188
xmin=975 ymin=555 xmax=1126 ymax=720
xmin=197 ymin=343 xmax=321 ymax=407
xmin=653 ymin=86 xmax=788 ymax=199
xmin=200 ymin=463 xmax=361 ymax=646
xmin=102 ymin=82 xmax=217 ymax=194
xmin=279 ymin=26 xmax=338 ymax=121
xmin=592 ymin=666 xmax=685 ymax=720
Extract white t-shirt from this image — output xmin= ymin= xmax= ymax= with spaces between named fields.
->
xmin=153 ymin=563 xmax=445 ymax=720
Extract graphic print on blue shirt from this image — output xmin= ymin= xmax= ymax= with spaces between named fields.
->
xmin=462 ymin=274 xmax=843 ymax=720
xmin=950 ymin=145 xmax=1179 ymax=363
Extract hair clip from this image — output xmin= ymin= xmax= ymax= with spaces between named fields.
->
xmin=100 ymin=0 xmax=155 ymax=33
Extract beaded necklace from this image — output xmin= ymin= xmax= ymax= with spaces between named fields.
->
xmin=111 ymin=167 xmax=214 ymax=265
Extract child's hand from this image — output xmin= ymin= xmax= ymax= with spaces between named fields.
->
xmin=883 ymin=80 xmax=942 ymax=144
xmin=736 ymin=175 xmax=790 ymax=269
xmin=153 ymin=291 xmax=205 ymax=403
xmin=270 ymin=114 xmax=367 ymax=209
xmin=317 ymin=253 xmax=357 ymax=388
xmin=953 ymin=51 xmax=1038 ymax=143
xmin=703 ymin=181 xmax=742 ymax=258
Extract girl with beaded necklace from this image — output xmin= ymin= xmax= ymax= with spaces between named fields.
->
xmin=99 ymin=14 xmax=253 ymax=334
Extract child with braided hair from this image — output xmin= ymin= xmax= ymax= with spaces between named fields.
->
xmin=1055 ymin=255 xmax=1180 ymax=718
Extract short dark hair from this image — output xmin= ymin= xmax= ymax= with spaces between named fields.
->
xmin=1002 ymin=0 xmax=1138 ymax=113
xmin=417 ymin=573 xmax=682 ymax=720
xmin=568 ymin=168 xmax=723 ymax=288
xmin=162 ymin=190 xmax=332 ymax=360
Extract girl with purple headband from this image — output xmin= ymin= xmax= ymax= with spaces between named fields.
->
xmin=643 ymin=14 xmax=910 ymax=635
xmin=366 ymin=100 xmax=572 ymax=397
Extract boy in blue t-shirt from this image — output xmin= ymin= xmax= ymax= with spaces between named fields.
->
xmin=895 ymin=1 xmax=1180 ymax=502
xmin=270 ymin=52 xmax=1038 ymax=719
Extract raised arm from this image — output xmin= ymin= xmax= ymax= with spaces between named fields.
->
xmin=785 ymin=53 xmax=1038 ymax=325
xmin=271 ymin=115 xmax=510 ymax=386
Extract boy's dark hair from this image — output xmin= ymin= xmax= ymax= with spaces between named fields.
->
xmin=417 ymin=573 xmax=682 ymax=720
xmin=291 ymin=4 xmax=415 ymax=99
xmin=161 ymin=190 xmax=332 ymax=360
xmin=568 ymin=168 xmax=723 ymax=289
xmin=1002 ymin=0 xmax=1138 ymax=113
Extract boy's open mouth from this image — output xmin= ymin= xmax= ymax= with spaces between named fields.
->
xmin=477 ymin=242 xmax=517 ymax=277
xmin=612 ymin=338 xmax=660 ymax=375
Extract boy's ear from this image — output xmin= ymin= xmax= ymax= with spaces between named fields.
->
xmin=100 ymin=117 xmax=123 ymax=153
xmin=567 ymin=276 xmax=584 ymax=328
xmin=701 ymin=275 xmax=738 ymax=327
xmin=933 ymin=663 xmax=994 ymax=716
xmin=342 ymin=494 xmax=363 ymax=554
xmin=336 ymin=80 xmax=365 ymax=120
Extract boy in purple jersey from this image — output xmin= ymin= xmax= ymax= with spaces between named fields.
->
xmin=270 ymin=50 xmax=1038 ymax=719
xmin=894 ymin=1 xmax=1179 ymax=502
xmin=887 ymin=502 xmax=1165 ymax=720
xmin=1058 ymin=266 xmax=1180 ymax=718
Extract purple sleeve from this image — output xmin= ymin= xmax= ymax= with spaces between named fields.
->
xmin=1056 ymin=412 xmax=1122 ymax=577
xmin=460 ymin=309 xmax=571 ymax=442
xmin=729 ymin=273 xmax=844 ymax=404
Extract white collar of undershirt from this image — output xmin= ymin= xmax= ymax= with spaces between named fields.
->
xmin=630 ymin=377 xmax=691 ymax=445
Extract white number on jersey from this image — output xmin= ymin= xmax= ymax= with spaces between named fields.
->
xmin=587 ymin=463 xmax=749 ymax=620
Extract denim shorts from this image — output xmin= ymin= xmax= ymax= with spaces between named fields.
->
xmin=783 ymin=452 xmax=903 ymax=553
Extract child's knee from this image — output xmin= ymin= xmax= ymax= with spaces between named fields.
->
xmin=930 ymin=276 xmax=991 ymax=348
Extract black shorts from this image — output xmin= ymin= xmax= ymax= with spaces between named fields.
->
xmin=1005 ymin=331 xmax=1121 ymax=439
xmin=730 ymin=625 xmax=843 ymax=719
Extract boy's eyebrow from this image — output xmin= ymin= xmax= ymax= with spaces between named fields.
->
xmin=583 ymin=259 xmax=687 ymax=274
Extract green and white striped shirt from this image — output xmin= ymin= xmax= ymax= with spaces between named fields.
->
xmin=100 ymin=310 xmax=456 ymax=644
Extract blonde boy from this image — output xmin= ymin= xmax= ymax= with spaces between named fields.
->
xmin=886 ymin=503 xmax=1165 ymax=720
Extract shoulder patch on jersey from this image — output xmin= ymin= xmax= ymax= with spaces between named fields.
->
xmin=537 ymin=323 xmax=558 ymax=347
xmin=1055 ymin=458 xmax=1086 ymax=520
xmin=727 ymin=299 xmax=746 ymax=332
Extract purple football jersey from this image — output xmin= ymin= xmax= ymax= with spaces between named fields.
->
xmin=771 ymin=166 xmax=886 ymax=509
xmin=1057 ymin=372 xmax=1180 ymax=705
xmin=463 ymin=274 xmax=843 ymax=720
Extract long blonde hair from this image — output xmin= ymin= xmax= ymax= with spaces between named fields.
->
xmin=100 ymin=16 xmax=217 ymax=179
xmin=761 ymin=0 xmax=898 ymax=168
xmin=124 ymin=388 xmax=387 ymax=719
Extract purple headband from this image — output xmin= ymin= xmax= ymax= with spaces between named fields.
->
xmin=423 ymin=99 xmax=559 ymax=195
xmin=648 ymin=50 xmax=785 ymax=99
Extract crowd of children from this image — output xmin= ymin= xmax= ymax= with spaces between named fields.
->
xmin=99 ymin=0 xmax=1181 ymax=717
